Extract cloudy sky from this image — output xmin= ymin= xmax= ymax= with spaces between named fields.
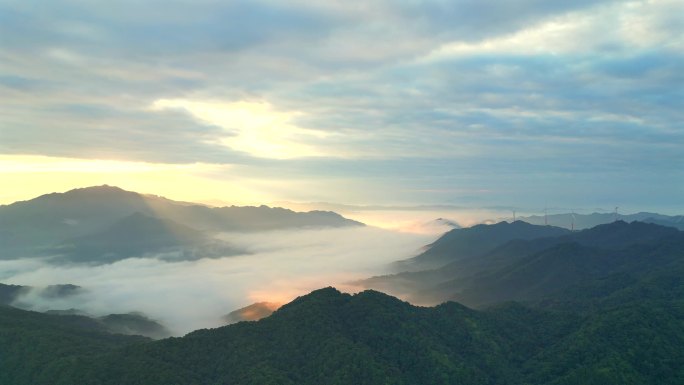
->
xmin=1 ymin=0 xmax=682 ymax=214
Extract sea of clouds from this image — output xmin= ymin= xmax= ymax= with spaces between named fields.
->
xmin=1 ymin=226 xmax=435 ymax=335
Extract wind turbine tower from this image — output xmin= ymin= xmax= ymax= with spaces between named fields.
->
xmin=571 ymin=210 xmax=575 ymax=231
xmin=544 ymin=207 xmax=548 ymax=226
xmin=614 ymin=207 xmax=619 ymax=222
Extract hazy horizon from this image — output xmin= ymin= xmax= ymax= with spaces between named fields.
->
xmin=3 ymin=184 xmax=682 ymax=230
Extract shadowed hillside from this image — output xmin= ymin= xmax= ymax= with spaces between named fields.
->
xmin=362 ymin=221 xmax=683 ymax=307
xmin=0 ymin=186 xmax=363 ymax=263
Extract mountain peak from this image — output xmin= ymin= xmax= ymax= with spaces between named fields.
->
xmin=583 ymin=219 xmax=676 ymax=233
xmin=404 ymin=220 xmax=571 ymax=269
xmin=223 ymin=302 xmax=282 ymax=324
xmin=304 ymin=286 xmax=344 ymax=299
xmin=66 ymin=185 xmax=132 ymax=195
xmin=518 ymin=211 xmax=684 ymax=231
xmin=277 ymin=287 xmax=349 ymax=314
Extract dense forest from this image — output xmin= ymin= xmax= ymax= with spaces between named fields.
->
xmin=2 ymin=221 xmax=684 ymax=384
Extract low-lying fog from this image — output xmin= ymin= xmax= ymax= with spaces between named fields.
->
xmin=1 ymin=226 xmax=435 ymax=336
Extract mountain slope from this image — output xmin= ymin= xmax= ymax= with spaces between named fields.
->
xmin=440 ymin=221 xmax=684 ymax=307
xmin=0 ymin=305 xmax=148 ymax=385
xmin=400 ymin=221 xmax=570 ymax=270
xmin=520 ymin=211 xmax=684 ymax=230
xmin=0 ymin=185 xmax=363 ymax=260
xmin=363 ymin=221 xmax=683 ymax=307
xmin=3 ymin=220 xmax=684 ymax=385
xmin=223 ymin=301 xmax=281 ymax=324
xmin=98 ymin=313 xmax=171 ymax=339
xmin=51 ymin=212 xmax=242 ymax=264
xmin=40 ymin=288 xmax=569 ymax=385
xmin=0 ymin=284 xmax=28 ymax=305
xmin=3 ymin=269 xmax=684 ymax=385
xmin=1 ymin=219 xmax=683 ymax=383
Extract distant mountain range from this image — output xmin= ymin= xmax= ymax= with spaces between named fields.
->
xmin=361 ymin=220 xmax=683 ymax=308
xmin=0 ymin=185 xmax=363 ymax=264
xmin=519 ymin=211 xmax=684 ymax=230
xmin=396 ymin=220 xmax=571 ymax=271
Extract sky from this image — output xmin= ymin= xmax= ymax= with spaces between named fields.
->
xmin=1 ymin=0 xmax=683 ymax=214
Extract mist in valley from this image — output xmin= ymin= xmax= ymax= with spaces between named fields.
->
xmin=1 ymin=226 xmax=435 ymax=336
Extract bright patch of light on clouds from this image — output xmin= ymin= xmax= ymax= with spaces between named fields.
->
xmin=151 ymin=99 xmax=331 ymax=159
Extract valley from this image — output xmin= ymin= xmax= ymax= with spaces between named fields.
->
xmin=2 ymin=187 xmax=683 ymax=384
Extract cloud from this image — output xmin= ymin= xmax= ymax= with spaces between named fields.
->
xmin=151 ymin=99 xmax=334 ymax=159
xmin=0 ymin=0 xmax=682 ymax=210
xmin=1 ymin=227 xmax=434 ymax=335
xmin=0 ymin=155 xmax=199 ymax=174
xmin=0 ymin=103 xmax=248 ymax=164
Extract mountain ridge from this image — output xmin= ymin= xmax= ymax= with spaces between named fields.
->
xmin=50 ymin=211 xmax=244 ymax=264
xmin=4 ymin=259 xmax=683 ymax=385
xmin=362 ymin=220 xmax=683 ymax=307
xmin=519 ymin=211 xmax=684 ymax=230
xmin=397 ymin=220 xmax=571 ymax=271
xmin=0 ymin=185 xmax=363 ymax=263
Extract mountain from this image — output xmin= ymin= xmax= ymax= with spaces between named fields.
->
xmin=223 ymin=302 xmax=282 ymax=324
xmin=2 ymin=215 xmax=684 ymax=383
xmin=398 ymin=220 xmax=571 ymax=270
xmin=3 ymin=270 xmax=684 ymax=384
xmin=98 ymin=313 xmax=171 ymax=339
xmin=362 ymin=221 xmax=683 ymax=308
xmin=40 ymin=309 xmax=170 ymax=339
xmin=3 ymin=218 xmax=684 ymax=384
xmin=1 ymin=283 xmax=86 ymax=307
xmin=50 ymin=212 xmax=243 ymax=264
xmin=0 ymin=281 xmax=169 ymax=339
xmin=0 ymin=283 xmax=28 ymax=305
xmin=0 ymin=185 xmax=363 ymax=261
xmin=44 ymin=309 xmax=90 ymax=316
xmin=409 ymin=217 xmax=461 ymax=234
xmin=0 ymin=305 xmax=148 ymax=385
xmin=0 ymin=288 xmax=562 ymax=384
xmin=641 ymin=215 xmax=684 ymax=231
xmin=520 ymin=211 xmax=684 ymax=230
xmin=429 ymin=218 xmax=461 ymax=229
xmin=38 ymin=284 xmax=84 ymax=299
xmin=210 ymin=205 xmax=364 ymax=231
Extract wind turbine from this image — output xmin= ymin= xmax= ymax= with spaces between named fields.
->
xmin=614 ymin=207 xmax=619 ymax=222
xmin=571 ymin=210 xmax=576 ymax=231
xmin=544 ymin=207 xmax=548 ymax=226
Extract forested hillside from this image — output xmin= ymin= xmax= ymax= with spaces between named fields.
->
xmin=2 ymin=221 xmax=683 ymax=384
xmin=3 ymin=273 xmax=684 ymax=384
